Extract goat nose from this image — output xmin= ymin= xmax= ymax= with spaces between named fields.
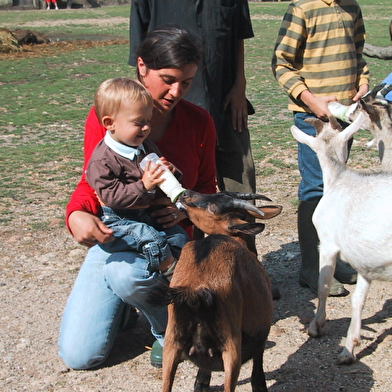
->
xmin=181 ymin=189 xmax=192 ymax=198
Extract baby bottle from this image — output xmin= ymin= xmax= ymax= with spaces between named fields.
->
xmin=328 ymin=101 xmax=358 ymax=123
xmin=140 ymin=153 xmax=186 ymax=203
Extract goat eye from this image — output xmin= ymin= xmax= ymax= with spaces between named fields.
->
xmin=207 ymin=205 xmax=215 ymax=214
xmin=207 ymin=205 xmax=220 ymax=214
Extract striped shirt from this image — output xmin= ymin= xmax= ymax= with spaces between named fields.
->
xmin=271 ymin=0 xmax=369 ymax=112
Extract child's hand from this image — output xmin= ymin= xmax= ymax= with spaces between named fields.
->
xmin=141 ymin=160 xmax=165 ymax=191
xmin=159 ymin=156 xmax=175 ymax=173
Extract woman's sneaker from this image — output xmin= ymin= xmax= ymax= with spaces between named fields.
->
xmin=150 ymin=340 xmax=162 ymax=368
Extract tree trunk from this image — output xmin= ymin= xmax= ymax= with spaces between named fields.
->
xmin=363 ymin=43 xmax=392 ymax=60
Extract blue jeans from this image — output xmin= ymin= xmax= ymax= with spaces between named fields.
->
xmin=294 ymin=112 xmax=351 ymax=201
xmin=100 ymin=206 xmax=188 ymax=268
xmin=58 ymin=245 xmax=176 ymax=370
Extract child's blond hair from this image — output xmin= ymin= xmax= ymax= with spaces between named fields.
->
xmin=94 ymin=78 xmax=153 ymax=126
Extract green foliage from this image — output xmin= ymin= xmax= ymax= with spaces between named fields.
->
xmin=0 ymin=2 xmax=390 ymax=229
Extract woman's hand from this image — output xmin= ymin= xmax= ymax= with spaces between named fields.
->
xmin=149 ymin=197 xmax=187 ymax=228
xmin=68 ymin=210 xmax=114 ymax=247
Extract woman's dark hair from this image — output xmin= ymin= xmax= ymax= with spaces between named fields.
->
xmin=136 ymin=25 xmax=203 ymax=74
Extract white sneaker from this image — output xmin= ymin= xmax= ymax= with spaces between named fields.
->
xmin=55 ymin=6 xmax=58 ymax=9
xmin=46 ymin=5 xmax=50 ymax=9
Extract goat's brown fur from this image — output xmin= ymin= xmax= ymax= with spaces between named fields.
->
xmin=161 ymin=190 xmax=281 ymax=392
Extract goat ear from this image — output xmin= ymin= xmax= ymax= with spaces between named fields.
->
xmin=257 ymin=205 xmax=283 ymax=220
xmin=246 ymin=205 xmax=282 ymax=220
xmin=328 ymin=116 xmax=342 ymax=131
xmin=228 ymin=222 xmax=265 ymax=236
xmin=358 ymin=98 xmax=379 ymax=122
xmin=305 ymin=117 xmax=325 ymax=133
xmin=207 ymin=204 xmax=220 ymax=214
xmin=291 ymin=125 xmax=315 ymax=148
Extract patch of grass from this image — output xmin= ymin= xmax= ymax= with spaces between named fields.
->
xmin=28 ymin=220 xmax=59 ymax=231
xmin=267 ymin=158 xmax=295 ymax=170
xmin=0 ymin=209 xmax=12 ymax=226
xmin=259 ymin=166 xmax=276 ymax=177
xmin=1 ymin=48 xmax=132 ymax=131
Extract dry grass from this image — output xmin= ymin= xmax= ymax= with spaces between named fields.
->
xmin=0 ymin=28 xmax=22 ymax=53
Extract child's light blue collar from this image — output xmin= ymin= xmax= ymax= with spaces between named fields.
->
xmin=104 ymin=131 xmax=146 ymax=160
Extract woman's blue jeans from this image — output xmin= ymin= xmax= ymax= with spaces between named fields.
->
xmin=58 ymin=245 xmax=170 ymax=370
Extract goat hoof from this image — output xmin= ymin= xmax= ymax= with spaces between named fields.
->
xmin=252 ymin=387 xmax=268 ymax=392
xmin=337 ymin=347 xmax=356 ymax=365
xmin=271 ymin=284 xmax=281 ymax=300
xmin=329 ymin=278 xmax=350 ymax=297
xmin=308 ymin=321 xmax=324 ymax=338
xmin=194 ymin=382 xmax=210 ymax=392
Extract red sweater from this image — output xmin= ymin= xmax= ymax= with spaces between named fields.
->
xmin=66 ymin=99 xmax=217 ymax=231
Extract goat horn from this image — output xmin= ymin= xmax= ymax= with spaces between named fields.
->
xmin=222 ymin=191 xmax=272 ymax=202
xmin=365 ymin=83 xmax=392 ymax=106
xmin=230 ymin=198 xmax=265 ymax=216
xmin=364 ymin=83 xmax=386 ymax=99
xmin=380 ymin=84 xmax=392 ymax=100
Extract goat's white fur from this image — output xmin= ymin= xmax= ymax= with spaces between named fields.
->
xmin=291 ymin=113 xmax=392 ymax=364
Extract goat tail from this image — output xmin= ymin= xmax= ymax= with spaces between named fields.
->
xmin=146 ymin=282 xmax=171 ymax=307
xmin=168 ymin=287 xmax=216 ymax=311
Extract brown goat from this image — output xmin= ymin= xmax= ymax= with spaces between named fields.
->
xmin=161 ymin=190 xmax=282 ymax=392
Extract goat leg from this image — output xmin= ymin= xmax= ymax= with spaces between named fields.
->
xmin=337 ymin=274 xmax=371 ymax=364
xmin=161 ymin=323 xmax=182 ymax=392
xmin=161 ymin=348 xmax=181 ymax=392
xmin=308 ymin=251 xmax=337 ymax=337
xmin=251 ymin=350 xmax=268 ymax=392
xmin=194 ymin=369 xmax=211 ymax=392
xmin=221 ymin=339 xmax=241 ymax=392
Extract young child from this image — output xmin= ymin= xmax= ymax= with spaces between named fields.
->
xmin=272 ymin=0 xmax=369 ymax=296
xmin=86 ymin=77 xmax=189 ymax=278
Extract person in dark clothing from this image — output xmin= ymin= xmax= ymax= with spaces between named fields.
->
xmin=129 ymin=0 xmax=256 ymax=197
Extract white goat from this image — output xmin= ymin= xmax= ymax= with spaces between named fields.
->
xmin=291 ymin=113 xmax=392 ymax=364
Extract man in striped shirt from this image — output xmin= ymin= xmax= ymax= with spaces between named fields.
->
xmin=272 ymin=0 xmax=369 ymax=296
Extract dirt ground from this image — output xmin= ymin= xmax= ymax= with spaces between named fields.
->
xmin=2 ymin=21 xmax=392 ymax=392
xmin=2 ymin=149 xmax=392 ymax=392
